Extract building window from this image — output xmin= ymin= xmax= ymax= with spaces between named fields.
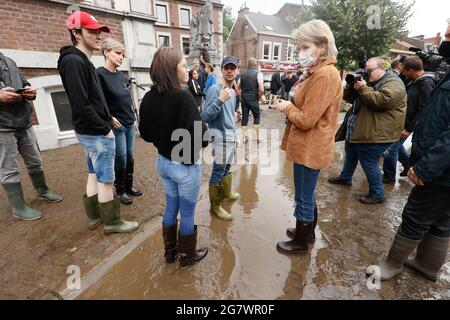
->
xmin=287 ymin=44 xmax=295 ymax=62
xmin=179 ymin=8 xmax=191 ymax=28
xmin=158 ymin=34 xmax=170 ymax=47
xmin=51 ymin=91 xmax=74 ymax=132
xmin=156 ymin=3 xmax=168 ymax=24
xmin=262 ymin=42 xmax=272 ymax=60
xmin=181 ymin=36 xmax=190 ymax=55
xmin=273 ymin=43 xmax=282 ymax=61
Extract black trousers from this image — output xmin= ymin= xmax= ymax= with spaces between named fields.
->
xmin=399 ymin=183 xmax=450 ymax=240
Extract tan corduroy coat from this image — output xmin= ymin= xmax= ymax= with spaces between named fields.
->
xmin=281 ymin=58 xmax=343 ymax=170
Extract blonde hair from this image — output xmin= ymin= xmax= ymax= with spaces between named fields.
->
xmin=101 ymin=38 xmax=126 ymax=57
xmin=292 ymin=19 xmax=338 ymax=61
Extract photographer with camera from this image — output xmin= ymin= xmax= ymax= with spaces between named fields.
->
xmin=329 ymin=57 xmax=407 ymax=204
xmin=373 ymin=22 xmax=450 ymax=282
xmin=384 ymin=56 xmax=437 ymax=180
xmin=0 ymin=52 xmax=63 ymax=221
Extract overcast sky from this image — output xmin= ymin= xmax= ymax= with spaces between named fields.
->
xmin=222 ymin=0 xmax=450 ymax=38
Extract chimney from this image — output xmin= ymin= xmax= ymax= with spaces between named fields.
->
xmin=239 ymin=3 xmax=249 ymax=17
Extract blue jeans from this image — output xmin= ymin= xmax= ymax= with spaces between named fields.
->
xmin=293 ymin=163 xmax=320 ymax=222
xmin=383 ymin=137 xmax=409 ymax=180
xmin=76 ymin=133 xmax=116 ymax=184
xmin=156 ymin=155 xmax=200 ymax=236
xmin=113 ymin=124 xmax=136 ymax=172
xmin=210 ymin=141 xmax=235 ymax=185
xmin=241 ymin=99 xmax=261 ymax=126
xmin=339 ymin=142 xmax=391 ymax=199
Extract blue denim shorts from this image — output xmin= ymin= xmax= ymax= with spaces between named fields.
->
xmin=76 ymin=133 xmax=116 ymax=184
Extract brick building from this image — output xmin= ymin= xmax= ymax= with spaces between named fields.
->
xmin=153 ymin=0 xmax=224 ymax=58
xmin=226 ymin=3 xmax=302 ymax=80
xmin=0 ymin=0 xmax=157 ymax=150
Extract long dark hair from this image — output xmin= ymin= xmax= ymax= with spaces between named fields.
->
xmin=150 ymin=47 xmax=184 ymax=94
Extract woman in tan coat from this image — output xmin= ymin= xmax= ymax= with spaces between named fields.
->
xmin=275 ymin=20 xmax=343 ymax=254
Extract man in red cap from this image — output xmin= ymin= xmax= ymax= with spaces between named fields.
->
xmin=58 ymin=11 xmax=139 ymax=234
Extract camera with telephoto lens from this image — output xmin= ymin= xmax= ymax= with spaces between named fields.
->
xmin=409 ymin=47 xmax=450 ymax=81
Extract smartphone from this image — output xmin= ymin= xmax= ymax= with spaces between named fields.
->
xmin=14 ymin=88 xmax=26 ymax=94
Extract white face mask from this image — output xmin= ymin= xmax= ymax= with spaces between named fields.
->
xmin=298 ymin=50 xmax=318 ymax=68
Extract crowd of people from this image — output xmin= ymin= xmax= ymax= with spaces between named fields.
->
xmin=0 ymin=10 xmax=449 ymax=281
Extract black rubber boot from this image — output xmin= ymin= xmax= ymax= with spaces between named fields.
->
xmin=125 ymin=159 xmax=143 ymax=197
xmin=286 ymin=207 xmax=318 ymax=241
xmin=178 ymin=226 xmax=208 ymax=267
xmin=277 ymin=220 xmax=313 ymax=254
xmin=163 ymin=223 xmax=178 ymax=264
xmin=115 ymin=168 xmax=132 ymax=205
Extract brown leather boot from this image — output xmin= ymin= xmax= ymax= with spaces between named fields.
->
xmin=162 ymin=223 xmax=178 ymax=264
xmin=277 ymin=220 xmax=313 ymax=254
xmin=178 ymin=226 xmax=208 ymax=267
xmin=286 ymin=208 xmax=317 ymax=241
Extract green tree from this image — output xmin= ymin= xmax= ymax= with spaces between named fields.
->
xmin=223 ymin=6 xmax=236 ymax=41
xmin=290 ymin=0 xmax=414 ymax=71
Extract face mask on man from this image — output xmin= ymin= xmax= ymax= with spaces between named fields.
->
xmin=438 ymin=41 xmax=450 ymax=59
xmin=298 ymin=51 xmax=318 ymax=68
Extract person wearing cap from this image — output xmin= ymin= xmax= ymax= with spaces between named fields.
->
xmin=58 ymin=11 xmax=139 ymax=234
xmin=0 ymin=53 xmax=63 ymax=221
xmin=202 ymin=56 xmax=241 ymax=221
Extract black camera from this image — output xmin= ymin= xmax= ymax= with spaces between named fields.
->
xmin=409 ymin=47 xmax=450 ymax=81
xmin=345 ymin=69 xmax=369 ymax=86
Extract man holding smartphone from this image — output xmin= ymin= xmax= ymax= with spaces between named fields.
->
xmin=58 ymin=11 xmax=138 ymax=233
xmin=0 ymin=52 xmax=63 ymax=221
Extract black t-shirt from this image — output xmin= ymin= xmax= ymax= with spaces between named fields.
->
xmin=282 ymin=76 xmax=297 ymax=94
xmin=96 ymin=67 xmax=136 ymax=127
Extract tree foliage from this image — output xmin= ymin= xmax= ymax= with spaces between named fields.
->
xmin=289 ymin=0 xmax=414 ymax=70
xmin=223 ymin=6 xmax=236 ymax=41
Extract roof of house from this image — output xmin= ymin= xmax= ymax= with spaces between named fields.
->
xmin=246 ymin=12 xmax=293 ymax=36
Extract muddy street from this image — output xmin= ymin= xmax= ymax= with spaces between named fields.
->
xmin=78 ymin=107 xmax=449 ymax=300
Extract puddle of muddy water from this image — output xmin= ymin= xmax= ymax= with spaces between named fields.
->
xmin=78 ymin=113 xmax=449 ymax=300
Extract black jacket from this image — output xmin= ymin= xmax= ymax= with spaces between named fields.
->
xmin=404 ymin=73 xmax=437 ymax=133
xmin=0 ymin=53 xmax=33 ymax=130
xmin=411 ymin=70 xmax=450 ymax=187
xmin=188 ymin=78 xmax=204 ymax=106
xmin=270 ymin=72 xmax=281 ymax=91
xmin=139 ymin=89 xmax=208 ymax=165
xmin=57 ymin=46 xmax=112 ymax=136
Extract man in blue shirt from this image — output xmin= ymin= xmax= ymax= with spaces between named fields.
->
xmin=202 ymin=56 xmax=241 ymax=220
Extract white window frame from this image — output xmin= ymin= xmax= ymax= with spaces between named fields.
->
xmin=178 ymin=4 xmax=192 ymax=29
xmin=47 ymin=87 xmax=75 ymax=138
xmin=155 ymin=1 xmax=170 ymax=26
xmin=287 ymin=43 xmax=295 ymax=62
xmin=272 ymin=42 xmax=282 ymax=62
xmin=156 ymin=32 xmax=172 ymax=48
xmin=262 ymin=41 xmax=272 ymax=61
xmin=180 ymin=34 xmax=190 ymax=56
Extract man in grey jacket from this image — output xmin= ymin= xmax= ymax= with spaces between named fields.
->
xmin=0 ymin=52 xmax=62 ymax=221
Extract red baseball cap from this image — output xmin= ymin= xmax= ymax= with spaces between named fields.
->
xmin=66 ymin=11 xmax=110 ymax=33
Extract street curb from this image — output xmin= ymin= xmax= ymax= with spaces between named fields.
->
xmin=58 ymin=216 xmax=163 ymax=300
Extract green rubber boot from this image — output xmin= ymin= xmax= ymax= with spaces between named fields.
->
xmin=209 ymin=183 xmax=232 ymax=221
xmin=29 ymin=171 xmax=63 ymax=203
xmin=221 ymin=173 xmax=240 ymax=204
xmin=98 ymin=197 xmax=139 ymax=234
xmin=83 ymin=194 xmax=102 ymax=230
xmin=2 ymin=182 xmax=42 ymax=221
